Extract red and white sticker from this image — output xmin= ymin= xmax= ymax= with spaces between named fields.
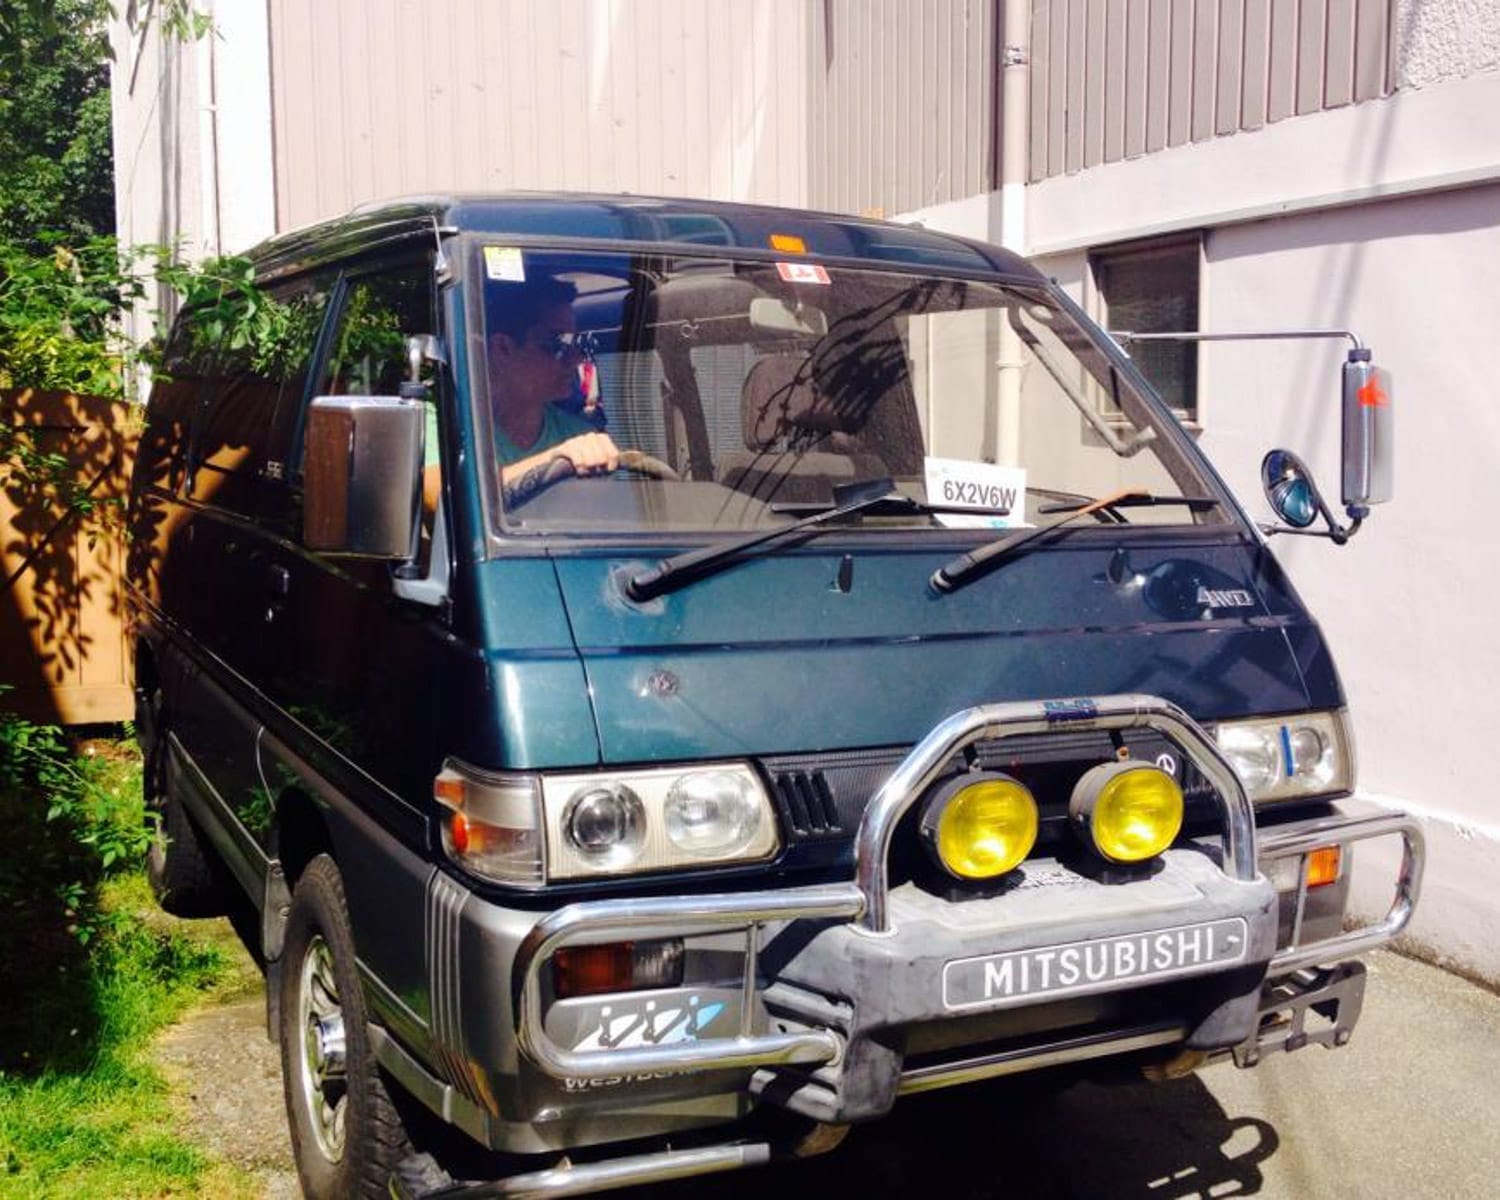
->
xmin=775 ymin=261 xmax=830 ymax=285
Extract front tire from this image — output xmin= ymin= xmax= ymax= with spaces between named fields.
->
xmin=280 ymin=855 xmax=411 ymax=1200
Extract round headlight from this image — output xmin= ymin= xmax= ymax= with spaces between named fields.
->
xmin=664 ymin=771 xmax=761 ymax=856
xmin=1286 ymin=724 xmax=1336 ymax=786
xmin=1216 ymin=724 xmax=1281 ymax=794
xmin=1070 ymin=761 xmax=1184 ymax=863
xmin=921 ymin=773 xmax=1039 ymax=880
xmin=564 ymin=785 xmax=646 ymax=866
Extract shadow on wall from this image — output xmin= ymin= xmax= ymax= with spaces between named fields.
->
xmin=1 ymin=389 xmax=137 ymax=724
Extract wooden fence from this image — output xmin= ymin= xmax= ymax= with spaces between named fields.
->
xmin=1 ymin=388 xmax=136 ymax=725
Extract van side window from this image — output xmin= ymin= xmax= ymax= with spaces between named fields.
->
xmin=308 ymin=260 xmax=440 ymax=570
xmin=319 ymin=266 xmax=436 ymax=399
xmin=166 ymin=280 xmax=329 ymax=515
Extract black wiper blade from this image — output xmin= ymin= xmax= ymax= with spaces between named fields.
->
xmin=1036 ymin=492 xmax=1220 ymax=515
xmin=931 ymin=487 xmax=1153 ymax=595
xmin=627 ymin=477 xmax=924 ymax=602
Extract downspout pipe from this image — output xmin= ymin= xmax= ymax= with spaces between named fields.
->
xmin=991 ymin=0 xmax=1031 ymax=463
xmin=998 ymin=0 xmax=1030 ymax=254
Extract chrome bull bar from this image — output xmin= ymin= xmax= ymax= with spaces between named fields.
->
xmin=515 ymin=694 xmax=1257 ymax=1081
xmin=854 ymin=694 xmax=1258 ymax=932
xmin=1260 ymin=810 xmax=1425 ymax=974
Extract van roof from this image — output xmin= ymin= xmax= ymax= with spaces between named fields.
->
xmin=247 ymin=192 xmax=1043 ymax=285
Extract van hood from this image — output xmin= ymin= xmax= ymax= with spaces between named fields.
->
xmin=545 ymin=535 xmax=1341 ymax=765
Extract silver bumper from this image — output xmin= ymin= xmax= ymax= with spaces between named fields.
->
xmin=514 ymin=694 xmax=1416 ymax=1088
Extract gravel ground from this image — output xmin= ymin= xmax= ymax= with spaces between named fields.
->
xmin=155 ymin=948 xmax=1498 ymax=1199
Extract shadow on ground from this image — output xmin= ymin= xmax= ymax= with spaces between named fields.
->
xmin=645 ymin=1073 xmax=1277 ymax=1200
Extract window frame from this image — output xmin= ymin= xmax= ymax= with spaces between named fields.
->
xmin=1088 ymin=233 xmax=1204 ymax=431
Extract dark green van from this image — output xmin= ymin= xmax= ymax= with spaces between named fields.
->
xmin=128 ymin=194 xmax=1420 ymax=1199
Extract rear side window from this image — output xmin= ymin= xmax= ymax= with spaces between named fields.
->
xmin=164 ymin=277 xmax=329 ymax=515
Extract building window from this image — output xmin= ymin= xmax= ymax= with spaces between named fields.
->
xmin=1091 ymin=236 xmax=1201 ymax=425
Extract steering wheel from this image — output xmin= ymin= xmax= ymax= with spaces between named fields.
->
xmin=503 ymin=448 xmax=681 ymax=508
xmin=616 ymin=449 xmax=681 ymax=481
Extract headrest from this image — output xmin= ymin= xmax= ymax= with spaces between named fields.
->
xmin=740 ymin=356 xmax=853 ymax=450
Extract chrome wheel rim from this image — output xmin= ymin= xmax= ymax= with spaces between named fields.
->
xmin=296 ymin=935 xmax=348 ymax=1162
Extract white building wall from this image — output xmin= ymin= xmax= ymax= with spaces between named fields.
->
xmin=903 ymin=43 xmax=1500 ymax=984
xmin=265 ymin=0 xmax=810 ymax=232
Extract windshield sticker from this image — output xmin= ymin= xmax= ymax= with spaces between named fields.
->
xmin=925 ymin=457 xmax=1028 ymax=528
xmin=775 ymin=261 xmax=830 ymax=284
xmin=483 ymin=245 xmax=526 ymax=282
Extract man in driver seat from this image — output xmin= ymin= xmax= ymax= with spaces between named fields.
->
xmin=488 ymin=275 xmax=620 ymax=491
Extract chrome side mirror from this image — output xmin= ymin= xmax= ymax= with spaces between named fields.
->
xmin=303 ymin=396 xmax=424 ymax=558
xmin=1342 ymin=349 xmax=1394 ymax=515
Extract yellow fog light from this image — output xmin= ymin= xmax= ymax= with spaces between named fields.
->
xmin=920 ymin=773 xmax=1039 ymax=880
xmin=1070 ymin=762 xmax=1184 ymax=863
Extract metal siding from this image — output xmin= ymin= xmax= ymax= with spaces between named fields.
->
xmin=1297 ymin=0 xmax=1328 ymax=115
xmin=1030 ymin=0 xmax=1051 ymax=180
xmin=1145 ymin=0 xmax=1171 ymax=153
xmin=1215 ymin=0 xmax=1243 ymax=135
xmin=1124 ymin=0 xmax=1149 ymax=157
xmin=1047 ymin=0 xmax=1068 ymax=176
xmin=1267 ymin=0 xmax=1298 ymax=121
xmin=1104 ymin=0 xmax=1127 ymax=161
xmin=1324 ymin=0 xmax=1357 ymax=107
xmin=1066 ymin=0 xmax=1088 ymax=172
xmin=1026 ymin=0 xmax=1393 ymax=180
xmin=267 ymin=0 xmax=811 ymax=229
xmin=1191 ymin=0 xmax=1217 ymax=142
xmin=1353 ymin=0 xmax=1388 ymax=101
xmin=1082 ymin=0 xmax=1105 ymax=167
xmin=1240 ymin=0 xmax=1270 ymax=129
xmin=1168 ymin=0 xmax=1195 ymax=145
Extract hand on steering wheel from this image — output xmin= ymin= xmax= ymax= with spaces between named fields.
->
xmin=503 ymin=442 xmax=681 ymax=507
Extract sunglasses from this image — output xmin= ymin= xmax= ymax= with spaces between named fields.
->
xmin=531 ymin=330 xmax=599 ymax=362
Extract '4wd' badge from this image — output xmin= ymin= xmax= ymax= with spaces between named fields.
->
xmin=1196 ymin=586 xmax=1256 ymax=609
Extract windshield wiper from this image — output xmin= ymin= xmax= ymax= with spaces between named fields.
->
xmin=626 ymin=477 xmax=996 ymax=602
xmin=930 ymin=489 xmax=1219 ymax=594
xmin=1036 ymin=492 xmax=1220 ymax=516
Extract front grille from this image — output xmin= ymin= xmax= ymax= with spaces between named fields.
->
xmin=760 ymin=729 xmax=1221 ymax=851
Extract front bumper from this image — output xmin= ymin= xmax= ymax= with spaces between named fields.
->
xmin=511 ymin=698 xmax=1423 ymax=1116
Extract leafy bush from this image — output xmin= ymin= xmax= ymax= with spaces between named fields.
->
xmin=0 ymin=708 xmax=237 ymax=1194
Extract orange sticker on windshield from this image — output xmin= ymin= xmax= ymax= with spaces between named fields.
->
xmin=776 ymin=262 xmax=830 ymax=284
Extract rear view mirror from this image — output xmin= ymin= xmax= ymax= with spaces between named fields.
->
xmin=1342 ymin=350 xmax=1393 ymax=513
xmin=304 ymin=396 xmax=424 ymax=558
xmin=749 ymin=296 xmax=828 ymax=337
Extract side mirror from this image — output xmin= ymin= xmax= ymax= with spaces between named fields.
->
xmin=1342 ymin=349 xmax=1393 ymax=514
xmin=1262 ymin=449 xmax=1326 ymax=529
xmin=303 ymin=396 xmax=424 ymax=558
xmin=1261 ymin=448 xmax=1359 ymax=544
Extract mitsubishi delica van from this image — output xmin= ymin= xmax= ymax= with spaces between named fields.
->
xmin=127 ymin=194 xmax=1423 ymax=1199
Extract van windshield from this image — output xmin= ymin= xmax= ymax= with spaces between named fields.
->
xmin=473 ymin=247 xmax=1229 ymax=535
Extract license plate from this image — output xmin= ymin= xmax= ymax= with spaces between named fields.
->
xmin=941 ymin=917 xmax=1248 ymax=1011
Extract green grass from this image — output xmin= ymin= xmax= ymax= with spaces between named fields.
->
xmin=0 ymin=732 xmax=262 ymax=1198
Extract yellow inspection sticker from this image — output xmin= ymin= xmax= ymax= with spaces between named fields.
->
xmin=484 ymin=246 xmax=526 ymax=282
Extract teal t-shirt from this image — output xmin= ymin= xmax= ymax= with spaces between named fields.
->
xmin=423 ymin=402 xmax=595 ymax=468
xmin=493 ymin=404 xmax=597 ymax=465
